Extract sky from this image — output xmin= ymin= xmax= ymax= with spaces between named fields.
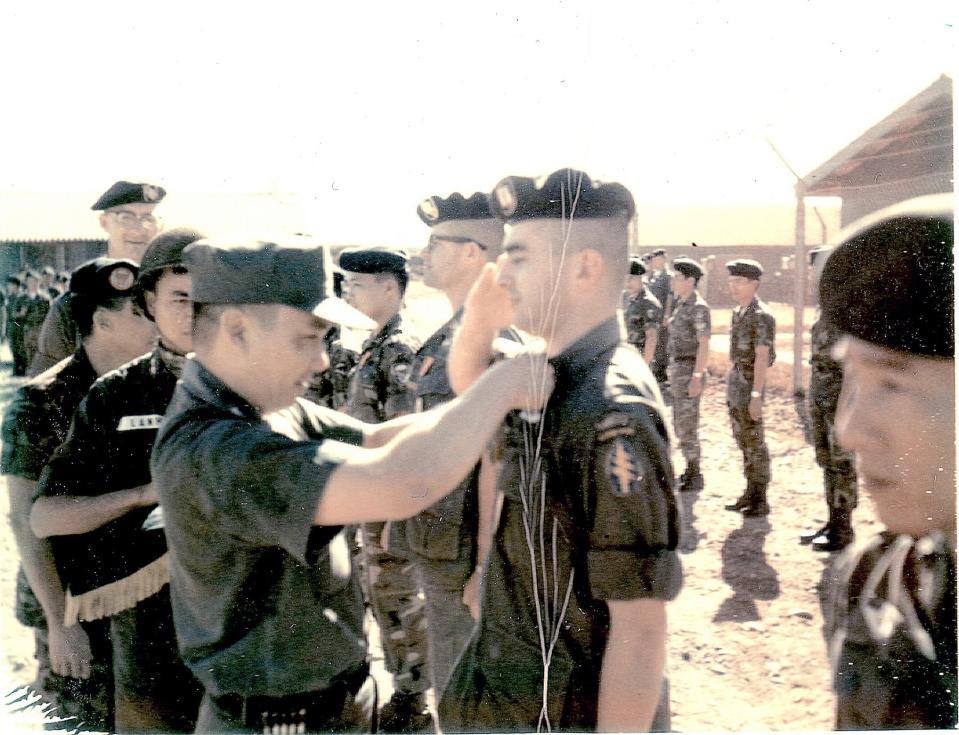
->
xmin=0 ymin=0 xmax=954 ymax=245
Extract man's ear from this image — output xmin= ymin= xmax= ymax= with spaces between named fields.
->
xmin=92 ymin=307 xmax=112 ymax=332
xmin=573 ymin=248 xmax=604 ymax=288
xmin=98 ymin=212 xmax=110 ymax=234
xmin=221 ymin=307 xmax=248 ymax=347
xmin=144 ymin=290 xmax=157 ymax=321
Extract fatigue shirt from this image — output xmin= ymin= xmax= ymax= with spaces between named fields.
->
xmin=151 ymin=359 xmax=368 ymax=697
xmin=645 ymin=269 xmax=672 ymax=313
xmin=35 ymin=347 xmax=176 ymax=603
xmin=14 ymin=292 xmax=50 ymax=331
xmin=827 ymin=531 xmax=957 ymax=728
xmin=405 ymin=309 xmax=477 ymax=577
xmin=667 ymin=290 xmax=711 ymax=360
xmin=446 ymin=317 xmax=682 ymax=730
xmin=0 ymin=349 xmax=99 ymax=627
xmin=810 ymin=311 xmax=843 ymax=381
xmin=729 ymin=296 xmax=776 ymax=379
xmin=29 ymin=292 xmax=79 ymax=376
xmin=623 ymin=288 xmax=663 ymax=353
xmin=345 ymin=313 xmax=420 ymax=423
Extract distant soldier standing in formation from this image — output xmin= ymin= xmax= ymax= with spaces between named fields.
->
xmin=667 ymin=257 xmax=711 ymax=494
xmin=723 ymin=259 xmax=776 ymax=517
xmin=622 ymin=256 xmax=662 ymax=364
xmin=645 ymin=248 xmax=672 ymax=386
xmin=822 ymin=195 xmax=955 ymax=729
xmin=13 ymin=271 xmax=51 ymax=376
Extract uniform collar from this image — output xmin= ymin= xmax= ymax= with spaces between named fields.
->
xmin=363 ymin=312 xmax=402 ymax=351
xmin=677 ymin=290 xmax=698 ymax=306
xmin=68 ymin=346 xmax=99 ymax=385
xmin=181 ymin=358 xmax=261 ymax=420
xmin=548 ymin=316 xmax=621 ymax=385
xmin=734 ymin=296 xmax=759 ymax=316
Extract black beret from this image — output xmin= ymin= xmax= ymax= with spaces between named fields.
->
xmin=820 ymin=195 xmax=953 ymax=358
xmin=139 ymin=227 xmax=206 ymax=279
xmin=417 ymin=192 xmax=494 ymax=226
xmin=24 ymin=270 xmax=40 ymax=280
xmin=338 ymin=248 xmax=408 ymax=276
xmin=647 ymin=248 xmax=666 ymax=258
xmin=490 ymin=168 xmax=635 ymax=222
xmin=629 ymin=257 xmax=646 ymax=276
xmin=673 ymin=257 xmax=704 ymax=279
xmin=41 ymin=266 xmax=56 ymax=276
xmin=725 ymin=259 xmax=764 ymax=279
xmin=6 ymin=275 xmax=22 ymax=286
xmin=69 ymin=257 xmax=139 ymax=301
xmin=183 ymin=239 xmax=375 ymax=330
xmin=91 ymin=181 xmax=166 ymax=211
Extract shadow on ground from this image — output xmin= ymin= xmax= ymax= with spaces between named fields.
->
xmin=713 ymin=517 xmax=780 ymax=623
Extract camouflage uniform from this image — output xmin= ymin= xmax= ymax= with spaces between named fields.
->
xmin=646 ymin=268 xmax=672 ymax=383
xmin=14 ymin=292 xmax=50 ymax=376
xmin=344 ymin=314 xmax=430 ymax=705
xmin=623 ymin=287 xmax=663 ymax=356
xmin=667 ymin=290 xmax=710 ymax=469
xmin=727 ymin=296 xmax=776 ymax=490
xmin=305 ymin=326 xmax=358 ymax=411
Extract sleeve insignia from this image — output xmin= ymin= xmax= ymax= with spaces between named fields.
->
xmin=390 ymin=361 xmax=413 ymax=385
xmin=417 ymin=355 xmax=435 ymax=378
xmin=595 ymin=412 xmax=636 ymax=443
xmin=604 ymin=438 xmax=642 ymax=497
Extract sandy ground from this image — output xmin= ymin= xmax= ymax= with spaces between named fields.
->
xmin=0 ymin=291 xmax=885 ymax=732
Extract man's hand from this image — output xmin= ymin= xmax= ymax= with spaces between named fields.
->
xmin=48 ymin=623 xmax=92 ymax=679
xmin=687 ymin=375 xmax=703 ymax=398
xmin=462 ymin=259 xmax=514 ymax=333
xmin=462 ymin=568 xmax=482 ymax=621
xmin=748 ymin=395 xmax=763 ymax=421
xmin=488 ymin=349 xmax=554 ymax=412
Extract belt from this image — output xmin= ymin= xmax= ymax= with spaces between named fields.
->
xmin=211 ymin=662 xmax=370 ymax=731
xmin=671 ymin=355 xmax=696 ymax=363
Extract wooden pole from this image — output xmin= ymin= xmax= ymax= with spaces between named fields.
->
xmin=793 ymin=184 xmax=806 ymax=394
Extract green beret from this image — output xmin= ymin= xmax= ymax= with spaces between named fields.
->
xmin=338 ymin=248 xmax=408 ymax=276
xmin=91 ymin=181 xmax=166 ymax=211
xmin=629 ymin=257 xmax=646 ymax=276
xmin=725 ymin=259 xmax=763 ymax=279
xmin=417 ymin=192 xmax=494 ymax=226
xmin=490 ymin=168 xmax=635 ymax=223
xmin=673 ymin=257 xmax=704 ymax=279
xmin=184 ymin=239 xmax=375 ymax=330
xmin=819 ymin=195 xmax=953 ymax=358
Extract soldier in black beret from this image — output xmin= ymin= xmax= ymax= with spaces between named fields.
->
xmin=441 ymin=168 xmax=679 ymax=732
xmin=32 ymin=228 xmax=205 ymax=732
xmin=622 ymin=256 xmax=663 ymax=364
xmin=407 ymin=190 xmax=506 ymax=705
xmin=2 ymin=257 xmax=155 ymax=731
xmin=643 ymin=249 xmax=673 ymax=387
xmin=723 ymin=258 xmax=776 ymax=516
xmin=818 ymin=195 xmax=955 ymax=729
xmin=338 ymin=247 xmax=430 ymax=730
xmin=29 ymin=180 xmax=167 ymax=376
xmin=667 ymin=257 xmax=711 ymax=493
xmin=150 ymin=238 xmax=547 ymax=733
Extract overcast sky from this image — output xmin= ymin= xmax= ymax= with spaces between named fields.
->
xmin=0 ymin=1 xmax=953 ymax=245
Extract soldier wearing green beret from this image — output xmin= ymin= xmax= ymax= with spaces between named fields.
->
xmin=667 ymin=257 xmax=711 ymax=493
xmin=151 ymin=238 xmax=548 ymax=733
xmin=29 ymin=180 xmax=166 ymax=376
xmin=821 ymin=195 xmax=955 ymax=729
xmin=622 ymin=257 xmax=662 ymax=363
xmin=723 ymin=258 xmax=776 ymax=516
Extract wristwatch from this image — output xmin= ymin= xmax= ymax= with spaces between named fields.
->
xmin=750 ymin=390 xmax=761 ymax=398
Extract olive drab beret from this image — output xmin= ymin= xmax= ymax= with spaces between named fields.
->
xmin=338 ymin=248 xmax=409 ymax=276
xmin=819 ymin=194 xmax=954 ymax=358
xmin=725 ymin=259 xmax=764 ymax=279
xmin=91 ymin=181 xmax=167 ymax=210
xmin=489 ymin=168 xmax=635 ymax=222
xmin=183 ymin=238 xmax=375 ymax=330
xmin=673 ymin=257 xmax=704 ymax=279
xmin=138 ymin=227 xmax=206 ymax=278
xmin=417 ymin=192 xmax=495 ymax=226
xmin=629 ymin=257 xmax=646 ymax=276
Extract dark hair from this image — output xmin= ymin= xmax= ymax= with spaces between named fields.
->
xmin=374 ymin=270 xmax=408 ymax=296
xmin=72 ymin=294 xmax=132 ymax=338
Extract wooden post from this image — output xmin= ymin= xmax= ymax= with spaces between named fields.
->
xmin=793 ymin=184 xmax=806 ymax=394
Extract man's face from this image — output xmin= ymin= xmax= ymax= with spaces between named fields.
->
xmin=146 ymin=270 xmax=193 ymax=355
xmin=99 ymin=203 xmax=161 ymax=262
xmin=497 ymin=220 xmax=564 ymax=336
xmin=103 ymin=299 xmax=157 ymax=365
xmin=672 ymin=272 xmax=695 ymax=299
xmin=25 ymin=276 xmax=38 ymax=294
xmin=650 ymin=255 xmax=666 ymax=271
xmin=625 ymin=274 xmax=643 ymax=296
xmin=243 ymin=306 xmax=331 ymax=413
xmin=835 ymin=337 xmax=956 ymax=537
xmin=727 ymin=275 xmax=758 ymax=304
xmin=422 ymin=234 xmax=470 ymax=290
xmin=343 ymin=273 xmax=390 ymax=322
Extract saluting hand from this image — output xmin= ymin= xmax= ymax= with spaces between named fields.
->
xmin=463 ymin=259 xmax=515 ymax=332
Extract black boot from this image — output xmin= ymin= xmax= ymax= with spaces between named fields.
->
xmin=812 ymin=505 xmax=854 ymax=551
xmin=724 ymin=487 xmax=751 ymax=512
xmin=679 ymin=461 xmax=704 ymax=493
xmin=799 ymin=524 xmax=829 ymax=545
xmin=741 ymin=481 xmax=770 ymax=517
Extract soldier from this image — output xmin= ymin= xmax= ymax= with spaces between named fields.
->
xmin=622 ymin=256 xmax=662 ymax=363
xmin=408 ymin=191 xmax=505 ymax=700
xmin=29 ymin=180 xmax=166 ymax=376
xmin=645 ymin=248 xmax=673 ymax=385
xmin=31 ymin=229 xmax=205 ymax=733
xmin=2 ymin=258 xmax=156 ymax=731
xmin=150 ymin=238 xmax=548 ymax=733
xmin=306 ymin=272 xmax=358 ymax=410
xmin=5 ymin=275 xmax=25 ymax=372
xmin=821 ymin=195 xmax=955 ymax=729
xmin=667 ymin=257 xmax=711 ymax=493
xmin=800 ymin=247 xmax=857 ymax=552
xmin=722 ymin=259 xmax=775 ymax=517
xmin=339 ymin=247 xmax=429 ymax=731
xmin=16 ymin=270 xmax=51 ymax=374
xmin=440 ymin=169 xmax=681 ymax=732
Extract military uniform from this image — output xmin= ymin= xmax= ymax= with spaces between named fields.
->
xmin=5 ymin=285 xmax=26 ymax=374
xmin=645 ymin=261 xmax=672 ymax=383
xmin=1 ymin=348 xmax=114 ymax=731
xmin=623 ymin=287 xmax=662 ymax=356
xmin=667 ymin=281 xmax=710 ymax=488
xmin=36 ymin=345 xmax=203 ymax=733
xmin=726 ymin=293 xmax=775 ymax=509
xmin=441 ymin=317 xmax=682 ymax=731
xmin=14 ymin=289 xmax=50 ymax=376
xmin=29 ymin=291 xmax=78 ymax=376
xmin=306 ymin=326 xmax=358 ymax=410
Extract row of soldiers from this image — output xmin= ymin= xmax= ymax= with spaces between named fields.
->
xmin=1 ymin=268 xmax=69 ymax=376
xmin=1 ymin=176 xmax=955 ymax=733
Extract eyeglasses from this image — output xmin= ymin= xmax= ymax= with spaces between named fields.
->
xmin=106 ymin=210 xmax=161 ymax=228
xmin=425 ymin=235 xmax=488 ymax=252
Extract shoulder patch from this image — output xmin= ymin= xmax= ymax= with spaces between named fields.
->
xmin=390 ymin=361 xmax=413 ymax=385
xmin=116 ymin=414 xmax=164 ymax=431
xmin=596 ymin=412 xmax=636 ymax=443
xmin=603 ymin=438 xmax=643 ymax=497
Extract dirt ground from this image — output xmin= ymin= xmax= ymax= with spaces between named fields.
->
xmin=0 ymin=295 xmax=884 ymax=732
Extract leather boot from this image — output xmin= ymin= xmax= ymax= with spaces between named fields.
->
xmin=799 ymin=524 xmax=829 ymax=545
xmin=741 ymin=481 xmax=770 ymax=517
xmin=724 ymin=485 xmax=751 ymax=512
xmin=679 ymin=461 xmax=704 ymax=493
xmin=812 ymin=505 xmax=854 ymax=551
